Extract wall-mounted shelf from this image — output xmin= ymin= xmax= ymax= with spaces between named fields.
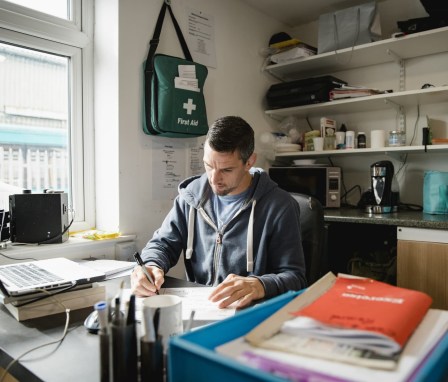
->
xmin=263 ymin=26 xmax=448 ymax=160
xmin=265 ymin=26 xmax=448 ymax=81
xmin=274 ymin=144 xmax=448 ymax=158
xmin=265 ymin=86 xmax=448 ymax=120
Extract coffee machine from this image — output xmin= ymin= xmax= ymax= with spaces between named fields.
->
xmin=366 ymin=160 xmax=399 ymax=214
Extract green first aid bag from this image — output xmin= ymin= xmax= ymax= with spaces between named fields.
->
xmin=144 ymin=2 xmax=208 ymax=138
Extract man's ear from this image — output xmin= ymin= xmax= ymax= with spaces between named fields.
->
xmin=246 ymin=153 xmax=257 ymax=169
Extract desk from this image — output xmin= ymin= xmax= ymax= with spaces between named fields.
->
xmin=0 ymin=276 xmax=200 ymax=382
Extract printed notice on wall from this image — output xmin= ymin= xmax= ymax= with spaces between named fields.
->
xmin=152 ymin=140 xmax=205 ymax=200
xmin=152 ymin=141 xmax=185 ymax=200
xmin=187 ymin=8 xmax=216 ymax=68
xmin=188 ymin=141 xmax=204 ymax=176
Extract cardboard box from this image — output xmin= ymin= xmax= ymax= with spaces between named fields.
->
xmin=168 ymin=290 xmax=448 ymax=382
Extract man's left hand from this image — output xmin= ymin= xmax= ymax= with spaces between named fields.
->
xmin=208 ymin=274 xmax=265 ymax=309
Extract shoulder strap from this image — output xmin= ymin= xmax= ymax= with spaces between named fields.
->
xmin=145 ymin=2 xmax=192 ymax=72
xmin=144 ymin=2 xmax=194 ymax=136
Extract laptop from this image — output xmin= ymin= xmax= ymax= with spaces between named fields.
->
xmin=0 ymin=257 xmax=106 ymax=297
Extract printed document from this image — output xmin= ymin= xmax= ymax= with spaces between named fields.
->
xmin=121 ymin=287 xmax=235 ymax=322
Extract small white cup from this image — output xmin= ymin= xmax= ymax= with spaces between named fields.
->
xmin=371 ymin=130 xmax=386 ymax=148
xmin=313 ymin=137 xmax=324 ymax=151
xmin=142 ymin=294 xmax=183 ymax=351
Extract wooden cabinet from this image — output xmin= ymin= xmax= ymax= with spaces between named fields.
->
xmin=397 ymin=227 xmax=448 ymax=309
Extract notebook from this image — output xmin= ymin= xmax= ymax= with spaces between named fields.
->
xmin=0 ymin=257 xmax=106 ymax=297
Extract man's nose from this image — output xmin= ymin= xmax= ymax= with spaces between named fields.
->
xmin=210 ymin=170 xmax=221 ymax=184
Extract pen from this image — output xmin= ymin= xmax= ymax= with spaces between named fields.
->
xmin=94 ymin=300 xmax=109 ymax=334
xmin=133 ymin=252 xmax=159 ymax=295
xmin=114 ymin=296 xmax=122 ymax=325
xmin=126 ymin=294 xmax=136 ymax=326
xmin=184 ymin=310 xmax=195 ymax=333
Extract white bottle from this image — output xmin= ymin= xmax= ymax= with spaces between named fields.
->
xmin=345 ymin=131 xmax=355 ymax=149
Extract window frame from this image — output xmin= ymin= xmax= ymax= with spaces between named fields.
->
xmin=0 ymin=0 xmax=95 ymax=231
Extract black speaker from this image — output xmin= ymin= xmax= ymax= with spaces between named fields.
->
xmin=9 ymin=192 xmax=69 ymax=244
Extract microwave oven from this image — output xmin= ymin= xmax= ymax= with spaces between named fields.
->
xmin=268 ymin=166 xmax=341 ymax=208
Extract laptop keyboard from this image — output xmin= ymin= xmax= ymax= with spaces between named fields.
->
xmin=0 ymin=263 xmax=64 ymax=288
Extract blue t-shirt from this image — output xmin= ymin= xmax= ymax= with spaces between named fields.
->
xmin=212 ymin=189 xmax=250 ymax=229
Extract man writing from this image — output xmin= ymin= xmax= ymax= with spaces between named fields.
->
xmin=131 ymin=116 xmax=307 ymax=308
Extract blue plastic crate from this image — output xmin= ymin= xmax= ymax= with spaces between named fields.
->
xmin=168 ymin=290 xmax=448 ymax=382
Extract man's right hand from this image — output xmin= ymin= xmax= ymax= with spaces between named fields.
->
xmin=130 ymin=265 xmax=164 ymax=297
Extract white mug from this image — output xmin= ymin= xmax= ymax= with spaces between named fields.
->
xmin=142 ymin=294 xmax=183 ymax=351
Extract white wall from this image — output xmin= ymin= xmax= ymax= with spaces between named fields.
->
xmin=94 ymin=0 xmax=448 ymax=275
xmin=94 ymin=0 xmax=286 ymax=276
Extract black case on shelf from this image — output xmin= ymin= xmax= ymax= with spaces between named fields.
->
xmin=266 ymin=75 xmax=347 ymax=110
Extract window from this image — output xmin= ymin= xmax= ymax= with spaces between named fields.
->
xmin=4 ymin=0 xmax=69 ymax=19
xmin=0 ymin=0 xmax=94 ymax=231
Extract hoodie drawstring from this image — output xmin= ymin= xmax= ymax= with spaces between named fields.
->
xmin=186 ymin=206 xmax=195 ymax=260
xmin=246 ymin=200 xmax=256 ymax=272
xmin=185 ymin=199 xmax=256 ymax=273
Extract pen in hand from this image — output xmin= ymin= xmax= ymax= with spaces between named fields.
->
xmin=133 ymin=252 xmax=159 ymax=295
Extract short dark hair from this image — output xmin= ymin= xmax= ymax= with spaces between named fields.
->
xmin=206 ymin=116 xmax=254 ymax=163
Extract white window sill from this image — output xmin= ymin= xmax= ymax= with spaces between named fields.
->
xmin=0 ymin=235 xmax=137 ymax=265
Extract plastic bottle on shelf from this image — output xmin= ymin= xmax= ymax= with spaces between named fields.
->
xmin=345 ymin=131 xmax=355 ymax=149
xmin=357 ymin=132 xmax=366 ymax=148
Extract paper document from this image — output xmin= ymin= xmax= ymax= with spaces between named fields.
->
xmin=77 ymin=259 xmax=135 ymax=278
xmin=120 ymin=287 xmax=235 ymax=322
xmin=216 ymin=309 xmax=448 ymax=382
xmin=174 ymin=77 xmax=200 ymax=92
xmin=174 ymin=64 xmax=200 ymax=92
xmin=160 ymin=287 xmax=236 ymax=321
xmin=245 ymin=272 xmax=433 ymax=370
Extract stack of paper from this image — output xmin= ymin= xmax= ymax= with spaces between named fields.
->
xmin=329 ymin=85 xmax=389 ymax=100
xmin=2 ymin=284 xmax=106 ymax=321
xmin=78 ymin=259 xmax=135 ymax=278
xmin=215 ymin=273 xmax=448 ymax=382
xmin=270 ymin=44 xmax=317 ymax=64
xmin=174 ymin=64 xmax=200 ymax=92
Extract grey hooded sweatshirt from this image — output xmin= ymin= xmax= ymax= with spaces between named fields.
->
xmin=141 ymin=168 xmax=307 ymax=299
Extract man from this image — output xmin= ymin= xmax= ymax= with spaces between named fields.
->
xmin=131 ymin=116 xmax=307 ymax=308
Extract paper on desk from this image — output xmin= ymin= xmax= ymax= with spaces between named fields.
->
xmin=216 ymin=309 xmax=448 ymax=382
xmin=120 ymin=287 xmax=236 ymax=322
xmin=77 ymin=259 xmax=135 ymax=279
xmin=160 ymin=287 xmax=236 ymax=321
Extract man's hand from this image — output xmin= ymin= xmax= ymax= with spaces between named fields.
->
xmin=130 ymin=265 xmax=164 ymax=297
xmin=208 ymin=274 xmax=265 ymax=309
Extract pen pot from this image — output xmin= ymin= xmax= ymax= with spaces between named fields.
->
xmin=111 ymin=323 xmax=138 ymax=382
xmin=140 ymin=338 xmax=164 ymax=382
xmin=99 ymin=331 xmax=111 ymax=382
